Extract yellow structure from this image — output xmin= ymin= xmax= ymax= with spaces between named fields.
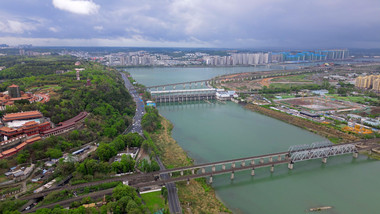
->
xmin=343 ymin=124 xmax=373 ymax=134
xmin=355 ymin=74 xmax=380 ymax=91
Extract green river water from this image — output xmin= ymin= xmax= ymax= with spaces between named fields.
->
xmin=128 ymin=67 xmax=380 ymax=214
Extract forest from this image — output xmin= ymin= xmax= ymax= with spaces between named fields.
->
xmin=0 ymin=56 xmax=77 ymax=79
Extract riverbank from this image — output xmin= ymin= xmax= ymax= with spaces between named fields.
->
xmin=244 ymin=104 xmax=359 ymax=143
xmin=150 ymin=116 xmax=231 ymax=214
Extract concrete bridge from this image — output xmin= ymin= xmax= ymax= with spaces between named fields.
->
xmin=146 ymin=79 xmax=212 ymax=91
xmin=145 ymin=67 xmax=330 ymax=94
xmin=20 ymin=140 xmax=378 ymax=202
xmin=151 ymin=88 xmax=216 ymax=103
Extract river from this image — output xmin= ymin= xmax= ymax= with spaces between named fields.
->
xmin=128 ymin=67 xmax=380 ymax=213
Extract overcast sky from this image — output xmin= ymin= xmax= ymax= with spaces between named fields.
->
xmin=0 ymin=0 xmax=379 ymax=49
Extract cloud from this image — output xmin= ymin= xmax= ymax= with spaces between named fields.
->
xmin=93 ymin=25 xmax=103 ymax=31
xmin=52 ymin=0 xmax=99 ymax=15
xmin=49 ymin=27 xmax=59 ymax=32
xmin=0 ymin=19 xmax=37 ymax=34
xmin=0 ymin=36 xmax=211 ymax=47
xmin=1 ymin=0 xmax=380 ymax=48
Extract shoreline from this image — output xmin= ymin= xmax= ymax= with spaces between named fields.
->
xmin=243 ymin=103 xmax=359 ymax=143
xmin=151 ymin=116 xmax=231 ymax=213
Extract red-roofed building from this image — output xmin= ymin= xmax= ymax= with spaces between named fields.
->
xmin=0 ymin=120 xmax=51 ymax=141
xmin=3 ymin=111 xmax=43 ymax=122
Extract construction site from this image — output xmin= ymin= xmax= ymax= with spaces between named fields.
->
xmin=343 ymin=124 xmax=373 ymax=135
xmin=276 ymin=97 xmax=361 ymax=112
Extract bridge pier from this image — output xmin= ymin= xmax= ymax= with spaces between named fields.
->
xmin=251 ymin=168 xmax=255 ymax=176
xmin=250 ymin=160 xmax=255 ymax=165
xmin=269 ymin=157 xmax=273 ymax=162
xmin=353 ymin=152 xmax=358 ymax=158
xmin=288 ymin=162 xmax=294 ymax=170
xmin=170 ymin=173 xmax=172 ymax=177
xmin=202 ymin=168 xmax=205 ymax=173
xmin=260 ymin=158 xmax=264 ymax=164
xmin=231 ymin=171 xmax=235 ymax=180
xmin=191 ymin=169 xmax=195 ymax=174
xmin=212 ymin=166 xmax=216 ymax=172
xmin=209 ymin=176 xmax=213 ymax=184
xmin=241 ymin=161 xmax=245 ymax=167
xmin=322 ymin=157 xmax=327 ymax=164
xmin=278 ymin=155 xmax=282 ymax=161
xmin=222 ymin=164 xmax=226 ymax=170
xmin=180 ymin=171 xmax=183 ymax=176
xmin=368 ymin=150 xmax=372 ymax=155
xmin=232 ymin=162 xmax=235 ymax=168
xmin=187 ymin=178 xmax=190 ymax=185
xmin=270 ymin=165 xmax=274 ymax=173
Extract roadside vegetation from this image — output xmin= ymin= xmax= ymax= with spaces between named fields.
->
xmin=35 ymin=184 xmax=145 ymax=213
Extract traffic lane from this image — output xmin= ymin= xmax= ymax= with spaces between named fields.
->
xmin=167 ymin=183 xmax=181 ymax=214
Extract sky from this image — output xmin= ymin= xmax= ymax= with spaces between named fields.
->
xmin=0 ymin=0 xmax=379 ymax=49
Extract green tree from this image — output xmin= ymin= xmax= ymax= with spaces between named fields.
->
xmin=45 ymin=148 xmax=62 ymax=159
xmin=97 ymin=143 xmax=117 ymax=162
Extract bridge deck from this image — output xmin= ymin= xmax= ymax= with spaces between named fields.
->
xmin=20 ymin=141 xmax=377 ymax=201
xmin=133 ymin=160 xmax=290 ymax=188
xmin=156 ymin=151 xmax=289 ymax=175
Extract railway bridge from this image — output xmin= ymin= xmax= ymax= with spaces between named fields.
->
xmin=20 ymin=140 xmax=378 ymax=202
xmin=140 ymin=141 xmax=365 ymax=186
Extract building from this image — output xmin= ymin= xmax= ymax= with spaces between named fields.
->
xmin=8 ymin=85 xmax=21 ymax=98
xmin=0 ymin=136 xmax=41 ymax=159
xmin=355 ymin=74 xmax=380 ymax=91
xmin=216 ymin=89 xmax=238 ymax=101
xmin=2 ymin=111 xmax=44 ymax=126
xmin=146 ymin=101 xmax=156 ymax=107
xmin=42 ymin=112 xmax=88 ymax=137
xmin=0 ymin=121 xmax=50 ymax=141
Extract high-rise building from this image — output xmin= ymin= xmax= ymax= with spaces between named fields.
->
xmin=8 ymin=85 xmax=21 ymax=98
xmin=355 ymin=75 xmax=380 ymax=90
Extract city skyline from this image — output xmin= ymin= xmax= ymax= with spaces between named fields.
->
xmin=0 ymin=0 xmax=380 ymax=48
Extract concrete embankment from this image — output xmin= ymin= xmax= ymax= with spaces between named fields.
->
xmin=244 ymin=104 xmax=359 ymax=142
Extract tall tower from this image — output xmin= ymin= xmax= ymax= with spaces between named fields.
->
xmin=8 ymin=84 xmax=21 ymax=98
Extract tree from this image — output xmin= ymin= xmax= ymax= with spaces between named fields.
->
xmin=16 ymin=152 xmax=30 ymax=164
xmin=97 ymin=143 xmax=117 ymax=162
xmin=161 ymin=187 xmax=168 ymax=204
xmin=45 ymin=148 xmax=62 ymax=159
xmin=112 ymin=184 xmax=139 ymax=201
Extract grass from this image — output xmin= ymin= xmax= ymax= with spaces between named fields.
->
xmin=28 ymin=84 xmax=62 ymax=91
xmin=326 ymin=94 xmax=377 ymax=103
xmin=271 ymin=74 xmax=312 ymax=82
xmin=328 ymin=137 xmax=341 ymax=144
xmin=279 ymin=95 xmax=296 ymax=99
xmin=141 ymin=191 xmax=167 ymax=212
xmin=0 ymin=174 xmax=9 ymax=183
xmin=269 ymin=82 xmax=313 ymax=89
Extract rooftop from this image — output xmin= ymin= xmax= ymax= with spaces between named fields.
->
xmin=0 ymin=126 xmax=15 ymax=132
xmin=3 ymin=111 xmax=43 ymax=122
xmin=8 ymin=84 xmax=19 ymax=88
xmin=23 ymin=121 xmax=39 ymax=126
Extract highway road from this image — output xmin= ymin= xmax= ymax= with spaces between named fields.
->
xmin=121 ymin=72 xmax=182 ymax=213
xmin=156 ymin=156 xmax=182 ymax=214
xmin=121 ymin=72 xmax=144 ymax=135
